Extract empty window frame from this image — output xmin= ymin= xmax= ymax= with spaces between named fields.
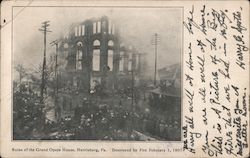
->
xmin=73 ymin=76 xmax=77 ymax=87
xmin=76 ymin=50 xmax=82 ymax=70
xmin=93 ymin=49 xmax=100 ymax=71
xmin=108 ymin=50 xmax=114 ymax=71
xmin=81 ymin=25 xmax=85 ymax=36
xmin=93 ymin=39 xmax=100 ymax=46
xmin=93 ymin=22 xmax=97 ymax=34
xmin=64 ymin=32 xmax=69 ymax=39
xmin=75 ymin=27 xmax=78 ymax=36
xmin=108 ymin=40 xmax=114 ymax=46
xmin=102 ymin=21 xmax=106 ymax=34
xmin=135 ymin=54 xmax=139 ymax=69
xmin=129 ymin=52 xmax=133 ymax=60
xmin=97 ymin=21 xmax=101 ymax=33
xmin=112 ymin=24 xmax=115 ymax=35
xmin=128 ymin=60 xmax=132 ymax=71
xmin=108 ymin=20 xmax=112 ymax=34
xmin=78 ymin=26 xmax=81 ymax=36
xmin=119 ymin=52 xmax=124 ymax=71
xmin=128 ymin=53 xmax=133 ymax=71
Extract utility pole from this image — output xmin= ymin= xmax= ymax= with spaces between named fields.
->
xmin=129 ymin=51 xmax=135 ymax=139
xmin=131 ymin=69 xmax=134 ymax=110
xmin=151 ymin=33 xmax=160 ymax=86
xmin=39 ymin=21 xmax=52 ymax=103
xmin=50 ymin=40 xmax=59 ymax=121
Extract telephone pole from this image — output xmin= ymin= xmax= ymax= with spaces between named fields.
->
xmin=151 ymin=33 xmax=160 ymax=86
xmin=50 ymin=40 xmax=59 ymax=120
xmin=39 ymin=21 xmax=52 ymax=102
xmin=131 ymin=69 xmax=134 ymax=110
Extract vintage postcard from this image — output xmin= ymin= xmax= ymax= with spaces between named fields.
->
xmin=0 ymin=0 xmax=249 ymax=157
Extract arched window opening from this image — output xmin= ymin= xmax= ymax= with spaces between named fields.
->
xmin=108 ymin=40 xmax=114 ymax=46
xmin=108 ymin=50 xmax=114 ymax=71
xmin=93 ymin=40 xmax=100 ymax=46
xmin=77 ymin=41 xmax=83 ymax=47
xmin=93 ymin=49 xmax=100 ymax=71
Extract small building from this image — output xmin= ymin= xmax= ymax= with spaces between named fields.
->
xmin=149 ymin=63 xmax=181 ymax=112
xmin=149 ymin=63 xmax=181 ymax=116
xmin=148 ymin=63 xmax=181 ymax=139
xmin=158 ymin=63 xmax=181 ymax=89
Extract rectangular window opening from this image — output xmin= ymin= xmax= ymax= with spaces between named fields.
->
xmin=81 ymin=25 xmax=85 ymax=36
xmin=108 ymin=20 xmax=112 ymax=34
xmin=108 ymin=50 xmax=114 ymax=71
xmin=93 ymin=23 xmax=97 ymax=34
xmin=78 ymin=26 xmax=81 ymax=36
xmin=97 ymin=21 xmax=101 ymax=33
xmin=119 ymin=52 xmax=124 ymax=71
xmin=128 ymin=61 xmax=132 ymax=71
xmin=93 ymin=49 xmax=100 ymax=71
xmin=76 ymin=50 xmax=82 ymax=70
xmin=74 ymin=27 xmax=78 ymax=36
xmin=112 ymin=24 xmax=115 ymax=35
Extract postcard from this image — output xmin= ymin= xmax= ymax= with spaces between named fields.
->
xmin=0 ymin=0 xmax=249 ymax=157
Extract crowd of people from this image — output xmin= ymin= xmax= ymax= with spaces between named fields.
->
xmin=34 ymin=82 xmax=181 ymax=141
xmin=42 ymin=96 xmax=181 ymax=141
xmin=43 ymin=101 xmax=141 ymax=140
xmin=139 ymin=114 xmax=181 ymax=141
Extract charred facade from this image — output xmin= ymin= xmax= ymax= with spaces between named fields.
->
xmin=59 ymin=16 xmax=142 ymax=93
xmin=55 ymin=16 xmax=144 ymax=119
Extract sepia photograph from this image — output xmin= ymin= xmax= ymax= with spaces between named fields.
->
xmin=1 ymin=0 xmax=249 ymax=157
xmin=12 ymin=6 xmax=182 ymax=141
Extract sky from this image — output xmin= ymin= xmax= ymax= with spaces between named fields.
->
xmin=13 ymin=6 xmax=182 ymax=77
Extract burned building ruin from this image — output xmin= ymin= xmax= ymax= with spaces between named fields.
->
xmin=58 ymin=16 xmax=143 ymax=93
xmin=55 ymin=16 xmax=145 ymax=119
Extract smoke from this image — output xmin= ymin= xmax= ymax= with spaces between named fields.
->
xmin=13 ymin=7 xmax=181 ymax=78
